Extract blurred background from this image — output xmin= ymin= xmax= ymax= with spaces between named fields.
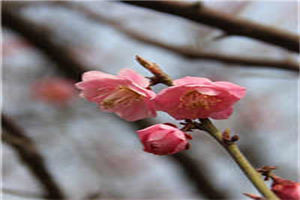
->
xmin=2 ymin=1 xmax=299 ymax=200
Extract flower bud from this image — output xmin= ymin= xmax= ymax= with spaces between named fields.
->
xmin=136 ymin=124 xmax=191 ymax=155
xmin=271 ymin=176 xmax=300 ymax=200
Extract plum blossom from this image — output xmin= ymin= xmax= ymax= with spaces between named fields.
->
xmin=75 ymin=68 xmax=156 ymax=121
xmin=32 ymin=78 xmax=76 ymax=105
xmin=136 ymin=123 xmax=191 ymax=155
xmin=271 ymin=176 xmax=300 ymax=200
xmin=154 ymin=76 xmax=246 ymax=120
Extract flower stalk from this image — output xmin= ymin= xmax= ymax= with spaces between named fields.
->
xmin=198 ymin=119 xmax=279 ymax=200
xmin=136 ymin=56 xmax=279 ymax=200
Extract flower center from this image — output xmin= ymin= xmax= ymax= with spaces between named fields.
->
xmin=180 ymin=90 xmax=222 ymax=110
xmin=101 ymin=86 xmax=142 ymax=109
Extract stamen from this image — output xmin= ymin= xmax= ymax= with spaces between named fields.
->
xmin=180 ymin=90 xmax=221 ymax=110
xmin=101 ymin=86 xmax=142 ymax=109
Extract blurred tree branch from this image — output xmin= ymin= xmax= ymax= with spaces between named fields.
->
xmin=121 ymin=1 xmax=300 ymax=53
xmin=2 ymin=2 xmax=229 ymax=199
xmin=2 ymin=2 xmax=86 ymax=81
xmin=56 ymin=2 xmax=299 ymax=73
xmin=2 ymin=114 xmax=65 ymax=199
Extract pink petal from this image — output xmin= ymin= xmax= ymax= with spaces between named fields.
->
xmin=113 ymin=100 xmax=156 ymax=121
xmin=155 ymin=85 xmax=235 ymax=120
xmin=213 ymin=81 xmax=246 ymax=99
xmin=82 ymin=71 xmax=116 ymax=81
xmin=119 ymin=68 xmax=150 ymax=88
xmin=76 ymin=79 xmax=130 ymax=102
xmin=210 ymin=106 xmax=234 ymax=119
xmin=174 ymin=76 xmax=211 ymax=86
xmin=137 ymin=124 xmax=171 ymax=141
xmin=171 ymin=140 xmax=189 ymax=154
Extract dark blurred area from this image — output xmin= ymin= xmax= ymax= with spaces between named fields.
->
xmin=2 ymin=1 xmax=298 ymax=200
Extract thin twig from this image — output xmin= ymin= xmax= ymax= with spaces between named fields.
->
xmin=2 ymin=3 xmax=229 ymax=199
xmin=2 ymin=114 xmax=65 ymax=199
xmin=57 ymin=1 xmax=299 ymax=73
xmin=121 ymin=1 xmax=300 ymax=53
xmin=198 ymin=119 xmax=279 ymax=200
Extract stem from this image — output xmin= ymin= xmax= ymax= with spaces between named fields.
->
xmin=199 ymin=119 xmax=279 ymax=200
xmin=135 ymin=56 xmax=278 ymax=199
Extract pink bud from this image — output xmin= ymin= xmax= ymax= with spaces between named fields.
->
xmin=154 ymin=76 xmax=246 ymax=120
xmin=32 ymin=78 xmax=76 ymax=106
xmin=75 ymin=68 xmax=157 ymax=121
xmin=136 ymin=124 xmax=191 ymax=155
xmin=271 ymin=176 xmax=300 ymax=200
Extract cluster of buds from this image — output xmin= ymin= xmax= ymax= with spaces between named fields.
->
xmin=75 ymin=68 xmax=246 ymax=155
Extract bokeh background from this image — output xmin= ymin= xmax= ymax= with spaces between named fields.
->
xmin=2 ymin=1 xmax=299 ymax=200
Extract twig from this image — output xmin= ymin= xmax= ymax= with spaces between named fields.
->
xmin=197 ymin=119 xmax=279 ymax=200
xmin=2 ymin=114 xmax=65 ymax=199
xmin=135 ymin=56 xmax=279 ymax=200
xmin=2 ymin=3 xmax=228 ymax=199
xmin=121 ymin=1 xmax=300 ymax=53
xmin=58 ymin=1 xmax=299 ymax=73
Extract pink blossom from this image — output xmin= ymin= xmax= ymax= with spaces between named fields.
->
xmin=271 ymin=176 xmax=300 ymax=200
xmin=32 ymin=78 xmax=76 ymax=105
xmin=154 ymin=76 xmax=246 ymax=120
xmin=75 ymin=68 xmax=156 ymax=121
xmin=136 ymin=124 xmax=191 ymax=155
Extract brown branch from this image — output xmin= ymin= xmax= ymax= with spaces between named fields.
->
xmin=121 ymin=1 xmax=300 ymax=53
xmin=57 ymin=2 xmax=299 ymax=73
xmin=2 ymin=2 xmax=86 ymax=81
xmin=2 ymin=114 xmax=65 ymax=199
xmin=2 ymin=3 xmax=229 ymax=199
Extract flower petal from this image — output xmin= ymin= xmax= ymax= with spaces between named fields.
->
xmin=119 ymin=68 xmax=150 ymax=88
xmin=213 ymin=81 xmax=246 ymax=99
xmin=174 ymin=76 xmax=211 ymax=86
xmin=82 ymin=71 xmax=116 ymax=81
xmin=210 ymin=106 xmax=233 ymax=119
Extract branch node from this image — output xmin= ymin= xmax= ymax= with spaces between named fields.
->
xmin=222 ymin=129 xmax=239 ymax=145
xmin=256 ymin=166 xmax=277 ymax=181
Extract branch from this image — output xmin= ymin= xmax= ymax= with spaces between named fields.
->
xmin=135 ymin=56 xmax=279 ymax=200
xmin=57 ymin=2 xmax=299 ymax=73
xmin=121 ymin=1 xmax=300 ymax=53
xmin=2 ymin=3 xmax=229 ymax=199
xmin=2 ymin=114 xmax=65 ymax=199
xmin=2 ymin=2 xmax=86 ymax=81
xmin=197 ymin=119 xmax=279 ymax=199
